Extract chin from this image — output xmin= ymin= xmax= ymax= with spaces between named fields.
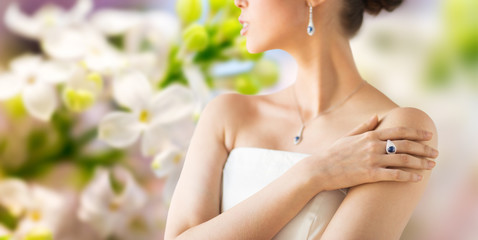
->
xmin=246 ymin=39 xmax=269 ymax=54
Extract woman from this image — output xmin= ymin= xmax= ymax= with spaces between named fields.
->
xmin=165 ymin=0 xmax=439 ymax=239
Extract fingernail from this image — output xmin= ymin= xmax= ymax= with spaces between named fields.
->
xmin=425 ymin=131 xmax=433 ymax=138
xmin=432 ymin=149 xmax=439 ymax=157
xmin=428 ymin=161 xmax=436 ymax=169
xmin=415 ymin=175 xmax=423 ymax=181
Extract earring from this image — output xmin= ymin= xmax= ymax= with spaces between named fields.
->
xmin=307 ymin=4 xmax=315 ymax=36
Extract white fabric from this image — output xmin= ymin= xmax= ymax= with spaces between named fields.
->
xmin=221 ymin=147 xmax=347 ymax=239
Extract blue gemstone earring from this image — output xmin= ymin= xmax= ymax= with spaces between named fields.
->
xmin=307 ymin=4 xmax=315 ymax=36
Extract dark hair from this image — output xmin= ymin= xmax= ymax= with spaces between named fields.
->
xmin=340 ymin=0 xmax=404 ymax=37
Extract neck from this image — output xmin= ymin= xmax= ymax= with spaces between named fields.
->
xmin=285 ymin=30 xmax=365 ymax=121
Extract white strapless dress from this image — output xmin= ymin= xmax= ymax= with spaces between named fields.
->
xmin=221 ymin=147 xmax=348 ymax=240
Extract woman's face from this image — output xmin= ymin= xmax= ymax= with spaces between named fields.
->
xmin=234 ymin=0 xmax=310 ymax=53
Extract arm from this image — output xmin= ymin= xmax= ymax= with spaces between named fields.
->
xmin=164 ymin=93 xmax=322 ymax=240
xmin=320 ymin=107 xmax=439 ymax=240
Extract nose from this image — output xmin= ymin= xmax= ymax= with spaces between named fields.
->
xmin=234 ymin=0 xmax=247 ymax=8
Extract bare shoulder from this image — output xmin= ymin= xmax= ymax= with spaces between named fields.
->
xmin=379 ymin=107 xmax=438 ymax=146
xmin=204 ymin=92 xmax=254 ymax=114
xmin=165 ymin=93 xmax=250 ymax=238
xmin=200 ymin=92 xmax=245 ymax=129
xmin=320 ymin=106 xmax=439 ymax=239
xmin=358 ymin=83 xmax=437 ymax=131
xmin=381 ymin=107 xmax=436 ymax=127
xmin=202 ymin=92 xmax=237 ymax=115
xmin=200 ymin=92 xmax=257 ymax=151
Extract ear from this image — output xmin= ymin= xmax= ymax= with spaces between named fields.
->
xmin=307 ymin=0 xmax=327 ymax=7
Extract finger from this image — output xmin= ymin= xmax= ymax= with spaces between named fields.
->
xmin=375 ymin=127 xmax=433 ymax=141
xmin=345 ymin=114 xmax=379 ymax=136
xmin=375 ymin=169 xmax=423 ymax=182
xmin=380 ymin=154 xmax=436 ymax=170
xmin=385 ymin=140 xmax=439 ymax=158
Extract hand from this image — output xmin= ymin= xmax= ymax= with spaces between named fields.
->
xmin=306 ymin=114 xmax=439 ymax=192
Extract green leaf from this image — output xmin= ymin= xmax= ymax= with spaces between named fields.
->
xmin=0 ymin=205 xmax=18 ymax=231
xmin=0 ymin=138 xmax=7 ymax=156
xmin=107 ymin=35 xmax=125 ymax=50
xmin=109 ymin=169 xmax=125 ymax=195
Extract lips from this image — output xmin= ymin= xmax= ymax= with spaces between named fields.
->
xmin=240 ymin=23 xmax=249 ymax=36
xmin=239 ymin=18 xmax=249 ymax=36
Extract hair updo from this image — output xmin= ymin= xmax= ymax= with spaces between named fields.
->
xmin=340 ymin=0 xmax=404 ymax=37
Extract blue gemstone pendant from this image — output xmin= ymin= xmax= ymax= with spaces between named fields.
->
xmin=294 ymin=125 xmax=305 ymax=145
xmin=307 ymin=5 xmax=315 ymax=36
xmin=307 ymin=25 xmax=314 ymax=36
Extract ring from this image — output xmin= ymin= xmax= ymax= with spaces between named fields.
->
xmin=386 ymin=140 xmax=397 ymax=154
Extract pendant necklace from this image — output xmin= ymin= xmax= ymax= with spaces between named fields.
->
xmin=292 ymin=80 xmax=367 ymax=145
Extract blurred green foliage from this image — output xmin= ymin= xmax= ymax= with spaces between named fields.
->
xmin=426 ymin=0 xmax=478 ymax=89
xmin=0 ymin=106 xmax=125 ymax=186
xmin=24 ymin=228 xmax=53 ymax=240
xmin=0 ymin=0 xmax=280 ymax=187
xmin=176 ymin=0 xmax=202 ymax=24
xmin=164 ymin=0 xmax=276 ymax=95
xmin=183 ymin=23 xmax=210 ymax=52
xmin=0 ymin=205 xmax=17 ymax=232
xmin=445 ymin=0 xmax=478 ymax=68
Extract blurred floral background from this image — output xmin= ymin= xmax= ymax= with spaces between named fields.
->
xmin=0 ymin=0 xmax=476 ymax=239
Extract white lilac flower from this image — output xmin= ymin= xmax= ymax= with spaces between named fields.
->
xmin=0 ymin=54 xmax=74 ymax=121
xmin=151 ymin=144 xmax=188 ymax=206
xmin=151 ymin=144 xmax=185 ymax=179
xmin=98 ymin=71 xmax=196 ymax=156
xmin=0 ymin=180 xmax=29 ymax=237
xmin=91 ymin=9 xmax=179 ymax=52
xmin=182 ymin=63 xmax=214 ymax=121
xmin=62 ymin=63 xmax=104 ymax=113
xmin=14 ymin=186 xmax=65 ymax=239
xmin=150 ymin=65 xmax=210 ymax=204
xmin=40 ymin=26 xmax=91 ymax=61
xmin=0 ymin=179 xmax=30 ymax=218
xmin=149 ymin=62 xmax=212 ymax=204
xmin=41 ymin=26 xmax=125 ymax=75
xmin=113 ymin=201 xmax=161 ymax=240
xmin=78 ymin=167 xmax=148 ymax=238
xmin=4 ymin=0 xmax=93 ymax=40
xmin=122 ymin=52 xmax=164 ymax=83
xmin=126 ymin=11 xmax=180 ymax=83
xmin=90 ymin=9 xmax=143 ymax=36
xmin=150 ymin=112 xmax=196 ymax=205
xmin=91 ymin=9 xmax=180 ymax=82
xmin=6 ymin=1 xmax=123 ymax=74
xmin=0 ymin=179 xmax=65 ymax=240
xmin=129 ymin=11 xmax=180 ymax=53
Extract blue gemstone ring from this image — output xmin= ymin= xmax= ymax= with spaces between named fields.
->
xmin=386 ymin=140 xmax=397 ymax=154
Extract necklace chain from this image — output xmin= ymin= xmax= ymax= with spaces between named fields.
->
xmin=291 ymin=80 xmax=367 ymax=144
